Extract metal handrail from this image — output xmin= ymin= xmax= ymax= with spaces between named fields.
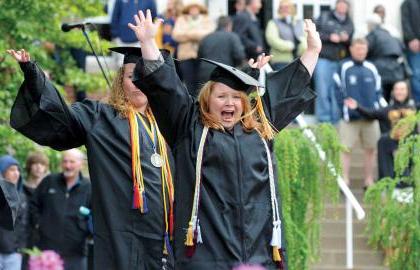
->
xmin=260 ymin=64 xmax=365 ymax=269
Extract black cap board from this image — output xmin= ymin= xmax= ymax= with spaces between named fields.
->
xmin=109 ymin=46 xmax=142 ymax=64
xmin=201 ymin=58 xmax=262 ymax=93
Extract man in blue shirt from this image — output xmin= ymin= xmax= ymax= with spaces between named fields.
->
xmin=334 ymin=38 xmax=383 ymax=189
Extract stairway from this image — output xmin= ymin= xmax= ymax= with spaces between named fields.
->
xmin=310 ymin=147 xmax=388 ymax=270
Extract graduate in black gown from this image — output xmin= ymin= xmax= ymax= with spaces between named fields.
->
xmin=7 ymin=48 xmax=174 ymax=270
xmin=128 ymin=10 xmax=321 ymax=270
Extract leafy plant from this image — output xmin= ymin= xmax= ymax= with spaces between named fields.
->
xmin=364 ymin=112 xmax=420 ymax=270
xmin=0 ymin=0 xmax=109 ymax=171
xmin=274 ymin=123 xmax=342 ymax=270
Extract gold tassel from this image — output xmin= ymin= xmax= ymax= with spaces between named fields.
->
xmin=273 ymin=246 xmax=281 ymax=262
xmin=255 ymin=91 xmax=276 ymax=140
xmin=185 ymin=222 xmax=194 ymax=246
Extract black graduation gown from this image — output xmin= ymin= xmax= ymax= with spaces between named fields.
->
xmin=10 ymin=62 xmax=174 ymax=270
xmin=0 ymin=178 xmax=19 ymax=230
xmin=133 ymin=53 xmax=315 ymax=269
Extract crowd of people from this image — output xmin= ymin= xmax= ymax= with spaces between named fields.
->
xmin=1 ymin=0 xmax=419 ymax=270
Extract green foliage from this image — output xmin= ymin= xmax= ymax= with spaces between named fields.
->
xmin=364 ymin=112 xmax=420 ymax=270
xmin=0 ymin=125 xmax=61 ymax=173
xmin=274 ymin=124 xmax=342 ymax=270
xmin=0 ymin=0 xmax=109 ymax=170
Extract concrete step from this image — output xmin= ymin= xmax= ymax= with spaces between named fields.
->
xmin=320 ymin=220 xmax=367 ymax=237
xmin=320 ymin=235 xmax=372 ymax=251
xmin=314 ymin=250 xmax=385 ymax=266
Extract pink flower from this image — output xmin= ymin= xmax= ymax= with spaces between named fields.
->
xmin=233 ymin=264 xmax=267 ymax=270
xmin=29 ymin=250 xmax=64 ymax=270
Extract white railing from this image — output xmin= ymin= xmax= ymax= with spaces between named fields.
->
xmin=260 ymin=65 xmax=366 ymax=269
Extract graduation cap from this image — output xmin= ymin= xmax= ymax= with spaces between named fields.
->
xmin=109 ymin=46 xmax=142 ymax=64
xmin=0 ymin=179 xmax=19 ymax=230
xmin=201 ymin=58 xmax=263 ymax=94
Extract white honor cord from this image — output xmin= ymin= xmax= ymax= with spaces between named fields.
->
xmin=261 ymin=138 xmax=282 ymax=248
xmin=190 ymin=126 xmax=209 ymax=232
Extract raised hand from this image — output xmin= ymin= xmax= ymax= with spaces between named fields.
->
xmin=7 ymin=49 xmax=31 ymax=63
xmin=248 ymin=53 xmax=272 ymax=69
xmin=304 ymin=19 xmax=322 ymax=54
xmin=128 ymin=9 xmax=163 ymax=43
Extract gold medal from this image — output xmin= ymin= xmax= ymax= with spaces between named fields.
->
xmin=151 ymin=153 xmax=163 ymax=167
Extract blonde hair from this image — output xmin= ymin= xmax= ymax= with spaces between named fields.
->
xmin=198 ymin=81 xmax=276 ymax=139
xmin=108 ymin=66 xmax=149 ymax=118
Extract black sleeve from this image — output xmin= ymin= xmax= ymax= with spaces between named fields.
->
xmin=133 ymin=52 xmax=195 ymax=147
xmin=263 ymin=59 xmax=316 ymax=131
xmin=16 ymin=193 xmax=30 ymax=248
xmin=356 ymin=105 xmax=388 ymax=121
xmin=10 ymin=62 xmax=101 ymax=150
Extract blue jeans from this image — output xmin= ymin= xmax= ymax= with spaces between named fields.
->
xmin=314 ymin=58 xmax=340 ymax=123
xmin=407 ymin=51 xmax=420 ymax=102
xmin=0 ymin=253 xmax=22 ymax=270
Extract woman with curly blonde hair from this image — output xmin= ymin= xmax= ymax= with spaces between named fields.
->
xmin=8 ymin=46 xmax=175 ymax=270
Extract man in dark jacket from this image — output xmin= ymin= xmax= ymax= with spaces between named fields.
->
xmin=401 ymin=0 xmax=420 ymax=102
xmin=232 ymin=0 xmax=265 ymax=59
xmin=366 ymin=14 xmax=407 ymax=102
xmin=0 ymin=155 xmax=28 ymax=270
xmin=314 ymin=0 xmax=354 ymax=123
xmin=30 ymin=149 xmax=91 ymax=270
xmin=198 ymin=16 xmax=246 ymax=84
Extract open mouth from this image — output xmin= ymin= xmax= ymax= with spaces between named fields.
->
xmin=221 ymin=110 xmax=234 ymax=120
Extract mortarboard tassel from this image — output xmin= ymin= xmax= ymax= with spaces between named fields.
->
xmin=164 ymin=232 xmax=173 ymax=256
xmin=255 ymin=90 xmax=276 ymax=140
xmin=272 ymin=247 xmax=284 ymax=270
xmin=196 ymin=221 xmax=203 ymax=244
xmin=270 ymin=221 xmax=282 ymax=247
xmin=185 ymin=222 xmax=194 ymax=246
xmin=185 ymin=222 xmax=196 ymax=257
xmin=132 ymin=186 xmax=141 ymax=209
xmin=142 ymin=191 xmax=149 ymax=214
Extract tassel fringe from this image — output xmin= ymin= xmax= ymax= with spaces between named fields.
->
xmin=142 ymin=191 xmax=149 ymax=214
xmin=132 ymin=186 xmax=141 ymax=209
xmin=185 ymin=222 xmax=194 ymax=246
xmin=273 ymin=247 xmax=284 ymax=270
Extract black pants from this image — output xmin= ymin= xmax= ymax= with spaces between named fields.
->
xmin=377 ymin=133 xmax=398 ymax=179
xmin=62 ymin=255 xmax=87 ymax=270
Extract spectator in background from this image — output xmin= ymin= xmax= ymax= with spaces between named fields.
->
xmin=315 ymin=0 xmax=354 ymax=123
xmin=233 ymin=0 xmax=265 ymax=60
xmin=156 ymin=0 xmax=183 ymax=56
xmin=234 ymin=0 xmax=246 ymax=15
xmin=30 ymin=149 xmax=91 ymax=270
xmin=0 ymin=155 xmax=28 ymax=270
xmin=0 ymin=175 xmax=19 ymax=231
xmin=345 ymin=80 xmax=419 ymax=179
xmin=401 ymin=0 xmax=420 ymax=102
xmin=334 ymin=38 xmax=382 ymax=189
xmin=23 ymin=151 xmax=49 ymax=200
xmin=197 ymin=16 xmax=246 ymax=85
xmin=265 ymin=0 xmax=306 ymax=70
xmin=172 ymin=0 xmax=215 ymax=97
xmin=110 ymin=0 xmax=157 ymax=63
xmin=366 ymin=13 xmax=407 ymax=102
xmin=372 ymin=4 xmax=401 ymax=39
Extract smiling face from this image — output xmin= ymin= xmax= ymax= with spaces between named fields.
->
xmin=123 ymin=63 xmax=148 ymax=113
xmin=208 ymin=82 xmax=244 ymax=129
xmin=392 ymin=81 xmax=409 ymax=102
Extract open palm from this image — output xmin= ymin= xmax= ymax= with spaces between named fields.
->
xmin=128 ymin=9 xmax=162 ymax=43
xmin=6 ymin=49 xmax=30 ymax=63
